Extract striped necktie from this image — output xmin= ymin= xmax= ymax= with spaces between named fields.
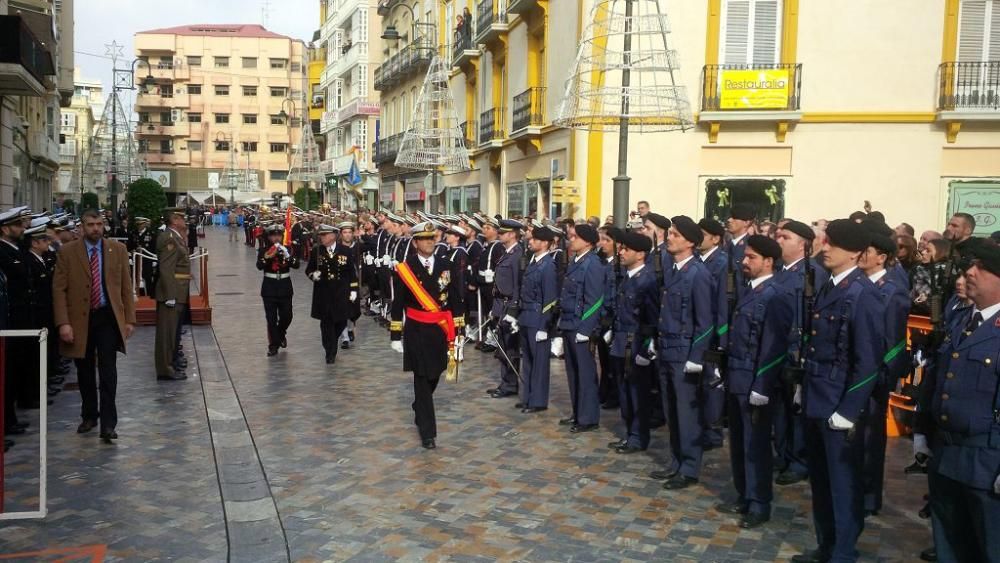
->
xmin=89 ymin=246 xmax=102 ymax=309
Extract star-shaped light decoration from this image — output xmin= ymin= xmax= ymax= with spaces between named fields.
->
xmin=104 ymin=40 xmax=124 ymax=64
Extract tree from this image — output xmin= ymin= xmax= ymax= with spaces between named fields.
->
xmin=80 ymin=192 xmax=100 ymax=211
xmin=294 ymin=187 xmax=320 ymax=211
xmin=126 ymin=178 xmax=168 ymax=228
xmin=61 ymin=198 xmax=76 ymax=213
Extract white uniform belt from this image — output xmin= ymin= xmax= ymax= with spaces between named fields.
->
xmin=264 ymin=272 xmax=290 ymax=280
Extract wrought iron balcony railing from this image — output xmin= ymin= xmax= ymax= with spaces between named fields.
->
xmin=476 ymin=0 xmax=508 ymax=43
xmin=479 ymin=108 xmax=506 ymax=146
xmin=701 ymin=63 xmax=802 ymax=112
xmin=459 ymin=120 xmax=477 ymax=148
xmin=512 ymin=87 xmax=545 ymax=132
xmin=374 ymin=132 xmax=404 ymax=164
xmin=938 ymin=61 xmax=1000 ymax=111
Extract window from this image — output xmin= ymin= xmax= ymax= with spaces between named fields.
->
xmin=215 ymin=113 xmax=230 ymax=124
xmin=242 ymin=57 xmax=258 ymax=68
xmin=187 ymin=56 xmax=201 ymax=67
xmin=160 ymin=111 xmax=172 ymax=124
xmin=269 ymin=58 xmax=288 ymax=69
xmin=270 ymin=87 xmax=287 ymax=97
xmin=242 ymin=141 xmax=258 ymax=152
xmin=188 ymin=84 xmax=202 ymax=95
xmin=242 ymin=85 xmax=257 ymax=97
xmin=188 ymin=113 xmax=202 ymax=123
xmin=954 ymin=0 xmax=1000 ymax=106
xmin=215 ymin=85 xmax=230 ymax=96
xmin=720 ymin=0 xmax=782 ymax=65
xmin=214 ymin=56 xmax=230 ymax=68
xmin=270 ymin=170 xmax=289 ymax=180
xmin=188 ymin=141 xmax=202 ymax=151
xmin=160 ymin=140 xmax=173 ymax=153
xmin=243 ymin=113 xmax=258 ymax=124
xmin=138 ymin=140 xmax=149 ymax=153
xmin=138 ymin=112 xmax=150 ymax=123
xmin=157 ymin=57 xmax=174 ymax=69
xmin=270 ymin=114 xmax=287 ymax=125
xmin=215 ymin=140 xmax=231 ymax=151
xmin=270 ymin=143 xmax=288 ymax=153
xmin=291 ymin=62 xmax=301 ymax=72
xmin=160 ymin=84 xmax=173 ymax=98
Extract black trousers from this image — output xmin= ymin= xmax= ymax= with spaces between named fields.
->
xmin=320 ymin=318 xmax=347 ymax=359
xmin=413 ymin=372 xmax=441 ymax=440
xmin=929 ymin=467 xmax=1000 ymax=563
xmin=262 ymin=296 xmax=293 ymax=346
xmin=3 ymin=340 xmax=18 ymax=427
xmin=75 ymin=306 xmax=122 ymax=433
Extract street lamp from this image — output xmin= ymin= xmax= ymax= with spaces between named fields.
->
xmin=380 ymin=2 xmax=437 ymax=47
xmin=278 ymin=97 xmax=300 ymax=210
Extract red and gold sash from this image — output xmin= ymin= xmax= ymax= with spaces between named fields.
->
xmin=396 ymin=261 xmax=455 ymax=344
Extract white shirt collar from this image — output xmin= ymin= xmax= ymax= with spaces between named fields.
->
xmin=420 ymin=254 xmax=435 ymax=268
xmin=750 ymin=273 xmax=774 ymax=289
xmin=326 ymin=242 xmax=336 ymax=253
xmin=575 ymin=249 xmax=591 ymax=262
xmin=868 ymin=269 xmax=887 ymax=284
xmin=732 ymin=232 xmax=748 ymax=246
xmin=782 ymin=257 xmax=804 ymax=271
xmin=700 ymin=246 xmax=718 ymax=262
xmin=627 ymin=263 xmax=645 ymax=278
xmin=830 ymin=265 xmax=858 ymax=287
xmin=30 ymin=250 xmax=45 ymax=262
xmin=532 ymin=250 xmax=549 ymax=263
xmin=673 ymin=254 xmax=695 ymax=270
xmin=1 ymin=239 xmax=18 ymax=250
xmin=975 ymin=302 xmax=1000 ymax=322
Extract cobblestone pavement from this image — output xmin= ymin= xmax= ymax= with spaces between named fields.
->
xmin=2 ymin=228 xmax=931 ymax=561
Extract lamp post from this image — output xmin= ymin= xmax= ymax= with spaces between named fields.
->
xmin=380 ymin=1 xmax=437 ymax=47
xmin=109 ymin=55 xmax=154 ymax=227
xmin=277 ymin=97 xmax=299 ymax=210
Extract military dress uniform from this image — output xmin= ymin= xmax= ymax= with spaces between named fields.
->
xmin=517 ymin=247 xmax=558 ymax=411
xmin=0 ymin=227 xmax=34 ymax=409
xmin=700 ymin=241 xmax=730 ymax=449
xmin=489 ymin=234 xmax=524 ymax=397
xmin=476 ymin=235 xmax=503 ymax=349
xmin=306 ymin=233 xmax=358 ymax=364
xmin=155 ymin=219 xmax=192 ymax=380
xmin=25 ymin=236 xmax=56 ymax=403
xmin=257 ymin=231 xmax=300 ymax=356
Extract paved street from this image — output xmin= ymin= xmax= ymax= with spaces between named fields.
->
xmin=2 ymin=228 xmax=930 ymax=562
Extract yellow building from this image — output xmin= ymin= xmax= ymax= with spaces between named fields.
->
xmin=133 ymin=24 xmax=307 ymax=202
xmin=372 ymin=0 xmax=1000 ymax=234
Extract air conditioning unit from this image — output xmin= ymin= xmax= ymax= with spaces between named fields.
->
xmin=171 ymin=109 xmax=183 ymax=122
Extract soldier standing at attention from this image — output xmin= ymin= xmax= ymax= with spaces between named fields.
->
xmin=697 ymin=217 xmax=730 ymax=450
xmin=516 ymin=225 xmax=558 ymax=413
xmin=257 ymin=224 xmax=299 ymax=357
xmin=726 ymin=203 xmax=755 ymax=291
xmin=155 ymin=208 xmax=192 ymax=381
xmin=389 ymin=222 xmax=465 ymax=449
xmin=306 ymin=224 xmax=357 ymax=365
xmin=793 ymin=219 xmax=883 ymax=563
xmin=338 ymin=221 xmax=363 ymax=349
xmin=487 ymin=220 xmax=524 ymax=399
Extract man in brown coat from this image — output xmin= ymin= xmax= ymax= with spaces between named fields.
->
xmin=53 ymin=209 xmax=136 ymax=443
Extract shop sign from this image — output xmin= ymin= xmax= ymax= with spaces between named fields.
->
xmin=948 ymin=181 xmax=1000 ymax=236
xmin=719 ymin=68 xmax=790 ymax=110
xmin=404 ymin=190 xmax=425 ymax=202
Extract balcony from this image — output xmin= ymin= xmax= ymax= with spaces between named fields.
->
xmin=373 ymin=132 xmax=404 ymax=164
xmin=331 ymin=41 xmax=368 ymax=78
xmin=136 ymin=92 xmax=190 ymax=108
xmin=142 ymin=150 xmax=190 ymax=165
xmin=0 ymin=15 xmax=54 ymax=96
xmin=511 ymin=87 xmax=545 ymax=136
xmin=331 ymin=0 xmax=368 ymax=28
xmin=938 ymin=61 xmax=1000 ymax=116
xmin=138 ymin=122 xmax=191 ymax=137
xmin=479 ymin=107 xmax=506 ymax=148
xmin=337 ymin=97 xmax=381 ymax=123
xmin=452 ymin=29 xmax=480 ymax=69
xmin=700 ymin=63 xmax=802 ymax=142
xmin=476 ymin=0 xmax=510 ymax=45
xmin=505 ymin=0 xmax=540 ymax=15
xmin=459 ymin=120 xmax=477 ymax=149
xmin=374 ymin=40 xmax=434 ymax=91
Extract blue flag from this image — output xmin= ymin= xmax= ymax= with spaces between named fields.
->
xmin=346 ymin=158 xmax=362 ymax=186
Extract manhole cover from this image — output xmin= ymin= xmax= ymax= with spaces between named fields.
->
xmin=215 ymin=292 xmax=244 ymax=296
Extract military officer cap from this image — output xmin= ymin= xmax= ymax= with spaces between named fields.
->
xmin=545 ymin=224 xmax=565 ymax=238
xmin=574 ymin=223 xmax=599 ymax=245
xmin=671 ymin=215 xmax=704 ymax=246
xmin=447 ymin=225 xmax=467 ymax=237
xmin=24 ymin=225 xmax=49 ymax=239
xmin=385 ymin=212 xmax=406 ymax=224
xmin=404 ymin=215 xmax=419 ymax=226
xmin=315 ymin=223 xmax=339 ymax=234
xmin=163 ymin=206 xmax=185 ymax=220
xmin=466 ymin=219 xmax=482 ymax=233
xmin=969 ymin=242 xmax=1000 ymax=277
xmin=442 ymin=214 xmax=460 ymax=223
xmin=644 ymin=212 xmax=671 ymax=231
xmin=337 ymin=221 xmax=355 ymax=231
xmin=781 ymin=219 xmax=815 ymax=241
xmin=626 ymin=219 xmax=644 ymax=231
xmin=698 ymin=218 xmax=725 ymax=238
xmin=368 ymin=216 xmax=378 ymax=226
xmin=0 ymin=209 xmax=24 ymax=226
xmin=11 ymin=206 xmax=30 ymax=218
xmin=411 ymin=221 xmax=437 ymax=239
xmin=266 ymin=223 xmax=284 ymax=234
xmin=533 ymin=226 xmax=555 ymax=242
xmin=620 ymin=231 xmax=653 ymax=253
xmin=730 ymin=203 xmax=756 ymax=221
xmin=531 ymin=218 xmax=544 ymax=229
xmin=825 ymin=218 xmax=870 ymax=252
xmin=30 ymin=211 xmax=48 ymax=219
xmin=482 ymin=215 xmax=500 ymax=228
xmin=498 ymin=219 xmax=524 ymax=233
xmin=134 ymin=216 xmax=151 ymax=225
xmin=747 ymin=234 xmax=782 ymax=260
xmin=29 ymin=216 xmax=52 ymax=228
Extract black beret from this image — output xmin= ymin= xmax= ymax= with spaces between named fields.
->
xmin=826 ymin=219 xmax=870 ymax=252
xmin=498 ymin=219 xmax=524 ymax=233
xmin=970 ymin=242 xmax=1000 ymax=277
xmin=644 ymin=212 xmax=671 ymax=231
xmin=862 ymin=219 xmax=895 ymax=254
xmin=698 ymin=218 xmax=725 ymax=237
xmin=671 ymin=215 xmax=704 ymax=246
xmin=532 ymin=227 xmax=555 ymax=242
xmin=604 ymin=226 xmax=624 ymax=242
xmin=781 ymin=220 xmax=815 ymax=241
xmin=746 ymin=234 xmax=782 ymax=260
xmin=868 ymin=211 xmax=886 ymax=223
xmin=574 ymin=223 xmax=599 ymax=245
xmin=620 ymin=231 xmax=653 ymax=253
xmin=730 ymin=203 xmax=756 ymax=221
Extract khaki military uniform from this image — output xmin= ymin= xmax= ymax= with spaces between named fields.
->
xmin=155 ymin=227 xmax=191 ymax=377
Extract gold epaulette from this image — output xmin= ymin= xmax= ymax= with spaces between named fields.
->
xmin=454 ymin=316 xmax=465 ymax=328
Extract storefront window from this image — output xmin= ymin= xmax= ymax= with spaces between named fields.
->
xmin=465 ymin=186 xmax=480 ymax=212
xmin=507 ymin=182 xmax=524 ymax=217
xmin=704 ymin=178 xmax=786 ymax=223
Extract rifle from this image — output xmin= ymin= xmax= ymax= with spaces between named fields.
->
xmin=781 ymin=244 xmax=815 ymax=396
xmin=653 ymin=232 xmax=665 ymax=287
xmin=703 ymin=246 xmax=734 ymax=379
xmin=925 ymin=242 xmax=960 ymax=350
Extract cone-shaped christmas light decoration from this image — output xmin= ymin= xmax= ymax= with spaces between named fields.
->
xmin=83 ymin=90 xmax=146 ymax=192
xmin=288 ymin=124 xmax=325 ymax=183
xmin=395 ymin=55 xmax=471 ymax=172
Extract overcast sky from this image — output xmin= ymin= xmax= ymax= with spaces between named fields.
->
xmin=75 ymin=0 xmax=319 ymax=102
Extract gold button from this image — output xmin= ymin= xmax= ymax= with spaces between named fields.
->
xmin=986 ymin=358 xmax=992 ymax=365
xmin=813 ymin=314 xmax=820 ymax=319
xmin=940 ymin=414 xmax=949 ymax=422
xmin=946 ymin=372 xmax=954 ymax=379
xmin=811 ymin=330 xmax=817 ymax=336
xmin=942 ymin=393 xmax=949 ymax=400
xmin=809 ymin=347 xmax=815 ymax=352
xmin=952 ymin=352 xmax=960 ymax=359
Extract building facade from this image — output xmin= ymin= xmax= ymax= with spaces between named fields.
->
xmin=0 ymin=0 xmax=74 ymax=211
xmin=57 ymin=68 xmax=102 ymax=202
xmin=133 ymin=24 xmax=307 ymax=203
xmin=319 ymin=0 xmax=383 ymax=209
xmin=369 ymin=0 xmax=1000 ymax=234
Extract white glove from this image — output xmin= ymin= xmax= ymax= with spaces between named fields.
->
xmin=683 ymin=361 xmax=703 ymax=374
xmin=634 ymin=354 xmax=651 ymax=367
xmin=647 ymin=341 xmax=657 ymax=360
xmin=603 ymin=330 xmax=612 ymax=344
xmin=349 ymin=291 xmax=357 ymax=302
xmin=575 ymin=333 xmax=590 ymax=343
xmin=391 ymin=341 xmax=404 ymax=354
xmin=913 ymin=433 xmax=931 ymax=459
xmin=164 ymin=299 xmax=176 ymax=307
xmin=749 ymin=391 xmax=770 ymax=406
xmin=793 ymin=384 xmax=803 ymax=407
xmin=994 ymin=474 xmax=1000 ymax=495
xmin=503 ymin=314 xmax=517 ymax=326
xmin=382 ymin=254 xmax=392 ymax=264
xmin=310 ymin=271 xmax=321 ymax=281
xmin=364 ymin=254 xmax=374 ymax=266
xmin=707 ymin=367 xmax=722 ymax=386
xmin=914 ymin=349 xmax=928 ymax=368
xmin=535 ymin=330 xmax=548 ymax=342
xmin=551 ymin=336 xmax=564 ymax=357
xmin=277 ymin=244 xmax=289 ymax=257
xmin=483 ymin=269 xmax=495 ymax=283
xmin=828 ymin=412 xmax=855 ymax=430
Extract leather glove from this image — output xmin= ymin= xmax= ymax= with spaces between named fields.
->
xmin=749 ymin=391 xmax=770 ymax=406
xmin=828 ymin=412 xmax=855 ymax=430
xmin=683 ymin=361 xmax=703 ymax=374
xmin=575 ymin=333 xmax=590 ymax=343
xmin=483 ymin=269 xmax=495 ymax=283
xmin=349 ymin=291 xmax=357 ymax=302
xmin=164 ymin=299 xmax=176 ymax=307
xmin=634 ymin=354 xmax=651 ymax=367
xmin=390 ymin=341 xmax=404 ymax=354
xmin=603 ymin=330 xmax=612 ymax=345
xmin=913 ymin=433 xmax=931 ymax=459
xmin=793 ymin=384 xmax=803 ymax=407
xmin=535 ymin=330 xmax=548 ymax=342
xmin=310 ymin=271 xmax=321 ymax=281
xmin=550 ymin=336 xmax=564 ymax=357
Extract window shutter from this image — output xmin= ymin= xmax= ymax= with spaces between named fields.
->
xmin=722 ymin=0 xmax=751 ymax=65
xmin=722 ymin=0 xmax=782 ymax=66
xmin=958 ymin=0 xmax=987 ymax=61
xmin=989 ymin=0 xmax=1000 ymax=60
xmin=752 ymin=0 xmax=780 ymax=66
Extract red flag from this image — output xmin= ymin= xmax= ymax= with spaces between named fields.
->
xmin=282 ymin=207 xmax=292 ymax=246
